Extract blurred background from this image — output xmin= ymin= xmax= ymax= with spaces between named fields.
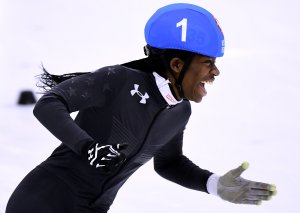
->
xmin=1 ymin=0 xmax=300 ymax=212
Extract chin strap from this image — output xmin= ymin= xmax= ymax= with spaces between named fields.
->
xmin=144 ymin=44 xmax=195 ymax=99
xmin=173 ymin=54 xmax=195 ymax=98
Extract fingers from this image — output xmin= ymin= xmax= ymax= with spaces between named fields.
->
xmin=248 ymin=190 xmax=275 ymax=200
xmin=241 ymin=194 xmax=274 ymax=205
xmin=114 ymin=143 xmax=128 ymax=151
xmin=245 ymin=184 xmax=277 ymax=205
xmin=98 ymin=152 xmax=126 ymax=167
xmin=250 ymin=181 xmax=276 ymax=191
xmin=87 ymin=142 xmax=128 ymax=174
xmin=219 ymin=162 xmax=277 ymax=205
xmin=241 ymin=199 xmax=262 ymax=205
xmin=249 ymin=188 xmax=274 ymax=196
xmin=230 ymin=162 xmax=249 ymax=178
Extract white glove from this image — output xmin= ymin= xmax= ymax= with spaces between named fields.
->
xmin=208 ymin=162 xmax=277 ymax=205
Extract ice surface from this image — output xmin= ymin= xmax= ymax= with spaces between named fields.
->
xmin=1 ymin=0 xmax=300 ymax=212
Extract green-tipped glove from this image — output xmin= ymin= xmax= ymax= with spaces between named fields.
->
xmin=208 ymin=162 xmax=277 ymax=205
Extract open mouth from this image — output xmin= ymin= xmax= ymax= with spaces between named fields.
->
xmin=198 ymin=82 xmax=207 ymax=96
xmin=200 ymin=78 xmax=214 ymax=85
xmin=198 ymin=78 xmax=215 ymax=96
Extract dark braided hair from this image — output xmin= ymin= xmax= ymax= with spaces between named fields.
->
xmin=36 ymin=45 xmax=195 ymax=92
xmin=36 ymin=64 xmax=90 ymax=92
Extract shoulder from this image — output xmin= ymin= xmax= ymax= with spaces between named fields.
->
xmin=94 ymin=65 xmax=149 ymax=75
xmin=92 ymin=65 xmax=150 ymax=81
xmin=181 ymin=100 xmax=192 ymax=115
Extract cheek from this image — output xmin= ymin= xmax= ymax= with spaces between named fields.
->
xmin=182 ymin=75 xmax=197 ymax=98
xmin=185 ymin=69 xmax=202 ymax=86
xmin=182 ymin=69 xmax=207 ymax=100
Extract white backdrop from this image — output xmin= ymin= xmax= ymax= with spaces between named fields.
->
xmin=1 ymin=0 xmax=300 ymax=212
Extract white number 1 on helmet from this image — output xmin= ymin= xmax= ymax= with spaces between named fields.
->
xmin=176 ymin=18 xmax=187 ymax=42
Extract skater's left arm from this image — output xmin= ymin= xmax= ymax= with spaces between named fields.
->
xmin=153 ymin=135 xmax=277 ymax=205
xmin=153 ymin=132 xmax=212 ymax=193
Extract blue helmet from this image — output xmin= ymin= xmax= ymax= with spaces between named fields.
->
xmin=144 ymin=3 xmax=225 ymax=57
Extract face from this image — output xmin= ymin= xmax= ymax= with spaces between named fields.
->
xmin=181 ymin=55 xmax=220 ymax=103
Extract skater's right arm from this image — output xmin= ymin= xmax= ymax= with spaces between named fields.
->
xmin=33 ymin=92 xmax=93 ymax=155
xmin=33 ymin=66 xmax=125 ymax=156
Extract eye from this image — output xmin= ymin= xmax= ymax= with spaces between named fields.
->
xmin=204 ymin=60 xmax=215 ymax=68
xmin=199 ymin=57 xmax=216 ymax=68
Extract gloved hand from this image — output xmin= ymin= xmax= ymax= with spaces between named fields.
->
xmin=87 ymin=142 xmax=128 ymax=173
xmin=217 ymin=162 xmax=277 ymax=205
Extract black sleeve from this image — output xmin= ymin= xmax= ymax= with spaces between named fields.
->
xmin=33 ymin=66 xmax=125 ymax=156
xmin=153 ymin=132 xmax=213 ymax=193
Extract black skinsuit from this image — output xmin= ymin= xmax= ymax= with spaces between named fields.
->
xmin=6 ymin=65 xmax=212 ymax=213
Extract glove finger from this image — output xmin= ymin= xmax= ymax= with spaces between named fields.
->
xmin=117 ymin=143 xmax=128 ymax=150
xmin=249 ymin=188 xmax=274 ymax=196
xmin=250 ymin=181 xmax=276 ymax=192
xmin=101 ymin=155 xmax=115 ymax=161
xmin=112 ymin=143 xmax=128 ymax=151
xmin=255 ymin=195 xmax=272 ymax=201
xmin=247 ymin=193 xmax=272 ymax=200
xmin=96 ymin=162 xmax=118 ymax=174
xmin=107 ymin=153 xmax=126 ymax=167
xmin=241 ymin=199 xmax=261 ymax=205
xmin=95 ymin=162 xmax=108 ymax=168
xmin=230 ymin=162 xmax=249 ymax=178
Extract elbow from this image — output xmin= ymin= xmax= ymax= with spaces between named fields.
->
xmin=33 ymin=98 xmax=43 ymax=119
xmin=153 ymin=155 xmax=182 ymax=178
xmin=153 ymin=158 xmax=163 ymax=174
xmin=153 ymin=160 xmax=161 ymax=174
xmin=153 ymin=157 xmax=170 ymax=176
xmin=33 ymin=93 xmax=66 ymax=119
xmin=33 ymin=94 xmax=49 ymax=119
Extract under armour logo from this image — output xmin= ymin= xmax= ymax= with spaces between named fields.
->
xmin=130 ymin=84 xmax=149 ymax=104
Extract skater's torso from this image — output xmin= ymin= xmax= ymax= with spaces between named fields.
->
xmin=38 ymin=65 xmax=191 ymax=210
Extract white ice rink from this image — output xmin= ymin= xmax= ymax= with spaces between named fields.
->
xmin=1 ymin=0 xmax=300 ymax=212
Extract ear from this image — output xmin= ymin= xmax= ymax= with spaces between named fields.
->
xmin=169 ymin=58 xmax=184 ymax=77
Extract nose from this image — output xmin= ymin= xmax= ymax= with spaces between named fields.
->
xmin=211 ymin=66 xmax=220 ymax=76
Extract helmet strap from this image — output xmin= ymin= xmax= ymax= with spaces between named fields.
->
xmin=144 ymin=44 xmax=195 ymax=99
xmin=174 ymin=55 xmax=195 ymax=98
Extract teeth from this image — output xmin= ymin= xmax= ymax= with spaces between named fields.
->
xmin=201 ymin=80 xmax=213 ymax=85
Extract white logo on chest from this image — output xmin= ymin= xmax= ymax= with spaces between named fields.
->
xmin=130 ymin=84 xmax=149 ymax=104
